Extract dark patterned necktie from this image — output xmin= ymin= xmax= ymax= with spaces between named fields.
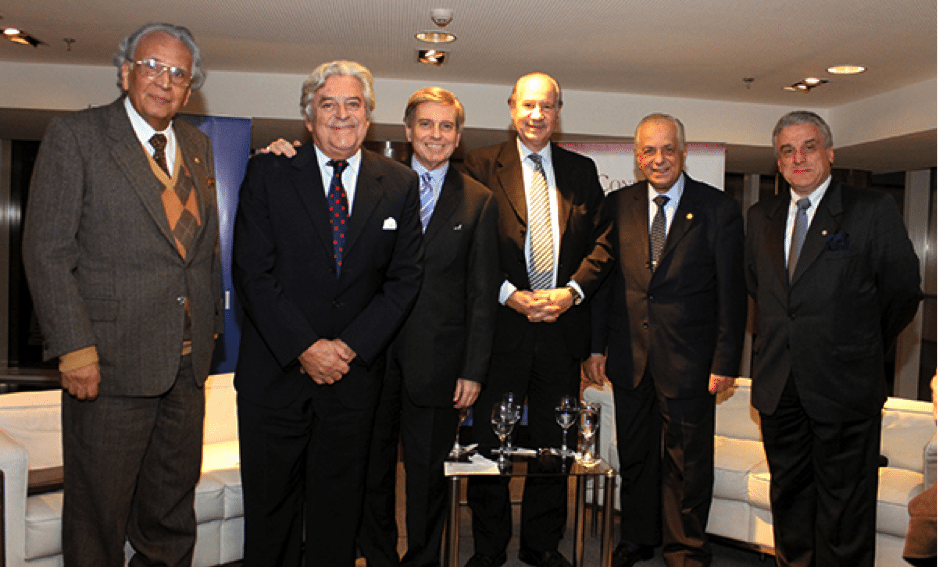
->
xmin=150 ymin=133 xmax=170 ymax=176
xmin=650 ymin=195 xmax=669 ymax=269
xmin=789 ymin=197 xmax=811 ymax=280
xmin=327 ymin=159 xmax=350 ymax=274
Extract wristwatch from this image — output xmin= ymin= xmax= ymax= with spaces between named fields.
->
xmin=565 ymin=285 xmax=582 ymax=305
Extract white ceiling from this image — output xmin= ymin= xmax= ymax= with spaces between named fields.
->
xmin=1 ymin=0 xmax=936 ymax=172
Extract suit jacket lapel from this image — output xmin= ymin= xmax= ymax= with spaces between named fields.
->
xmin=106 ymin=100 xmax=178 ymax=249
xmin=791 ymin=181 xmax=844 ymax=284
xmin=764 ymin=195 xmax=789 ymax=287
xmin=551 ymin=144 xmax=574 ymax=240
xmin=424 ymin=166 xmax=461 ymax=241
xmin=344 ymin=150 xmax=383 ymax=256
xmin=623 ymin=186 xmax=652 ymax=287
xmin=289 ymin=143 xmax=336 ymax=263
xmin=495 ymin=142 xmax=527 ymax=225
xmin=656 ymin=177 xmax=697 ymax=268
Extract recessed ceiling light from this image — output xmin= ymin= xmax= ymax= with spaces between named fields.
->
xmin=804 ymin=77 xmax=822 ymax=85
xmin=415 ymin=31 xmax=456 ymax=43
xmin=418 ymin=49 xmax=447 ymax=66
xmin=827 ymin=65 xmax=867 ymax=75
xmin=784 ymin=78 xmax=829 ymax=93
xmin=3 ymin=27 xmax=20 ymax=35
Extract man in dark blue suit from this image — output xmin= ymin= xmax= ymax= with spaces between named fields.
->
xmin=745 ymin=110 xmax=922 ymax=565
xmin=232 ymin=60 xmax=423 ymax=566
xmin=586 ymin=113 xmax=747 ymax=566
xmin=358 ymin=87 xmax=500 ymax=566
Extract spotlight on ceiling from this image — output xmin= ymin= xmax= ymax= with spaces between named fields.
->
xmin=4 ymin=27 xmax=45 ymax=47
xmin=418 ymin=49 xmax=447 ymax=66
xmin=415 ymin=30 xmax=456 ymax=43
xmin=827 ymin=64 xmax=866 ymax=75
xmin=783 ymin=77 xmax=828 ymax=93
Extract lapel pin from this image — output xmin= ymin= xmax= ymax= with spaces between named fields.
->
xmin=686 ymin=213 xmax=693 ymax=220
xmin=194 ymin=157 xmax=201 ymax=164
xmin=822 ymin=229 xmax=828 ymax=236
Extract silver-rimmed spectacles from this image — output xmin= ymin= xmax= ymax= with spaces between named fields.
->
xmin=133 ymin=58 xmax=192 ymax=87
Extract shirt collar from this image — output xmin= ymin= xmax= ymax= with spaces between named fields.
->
xmin=516 ymin=137 xmax=552 ymax=165
xmin=314 ymin=144 xmax=361 ymax=173
xmin=647 ymin=172 xmax=685 ymax=205
xmin=410 ymin=157 xmax=450 ymax=186
xmin=790 ymin=175 xmax=832 ymax=209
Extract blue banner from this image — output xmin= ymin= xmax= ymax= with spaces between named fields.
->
xmin=178 ymin=114 xmax=251 ymax=373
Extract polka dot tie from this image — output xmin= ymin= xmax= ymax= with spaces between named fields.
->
xmin=327 ymin=159 xmax=349 ymax=274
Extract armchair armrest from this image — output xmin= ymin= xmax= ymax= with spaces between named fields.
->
xmin=0 ymin=428 xmax=30 ymax=567
xmin=925 ymin=433 xmax=936 ymax=488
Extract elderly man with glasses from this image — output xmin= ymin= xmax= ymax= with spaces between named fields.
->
xmin=23 ymin=22 xmax=223 ymax=566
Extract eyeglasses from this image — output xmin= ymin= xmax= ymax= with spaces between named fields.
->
xmin=133 ymin=58 xmax=192 ymax=87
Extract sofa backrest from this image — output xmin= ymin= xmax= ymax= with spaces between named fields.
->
xmin=881 ymin=396 xmax=935 ymax=474
xmin=204 ymin=373 xmax=238 ymax=445
xmin=714 ymin=378 xmax=762 ymax=442
xmin=0 ymin=389 xmax=62 ymax=469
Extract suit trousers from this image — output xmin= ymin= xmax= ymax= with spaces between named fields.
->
xmin=467 ymin=323 xmax=580 ymax=557
xmin=238 ymin=384 xmax=377 ymax=566
xmin=359 ymin=355 xmax=459 ymax=566
xmin=613 ymin=371 xmax=716 ymax=566
xmin=61 ymin=355 xmax=204 ymax=567
xmin=759 ymin=377 xmax=880 ymax=566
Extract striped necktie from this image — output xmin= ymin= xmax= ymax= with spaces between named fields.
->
xmin=419 ymin=171 xmax=436 ymax=232
xmin=527 ymin=154 xmax=554 ymax=290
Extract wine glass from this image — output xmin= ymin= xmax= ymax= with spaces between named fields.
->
xmin=501 ymin=392 xmax=521 ymax=451
xmin=449 ymin=406 xmax=470 ymax=459
xmin=577 ymin=403 xmax=600 ymax=466
xmin=491 ymin=401 xmax=515 ymax=464
xmin=554 ymin=395 xmax=579 ymax=457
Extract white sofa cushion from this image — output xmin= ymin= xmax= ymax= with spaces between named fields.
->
xmin=24 ymin=491 xmax=63 ymax=561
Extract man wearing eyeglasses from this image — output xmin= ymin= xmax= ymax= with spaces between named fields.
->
xmin=22 ymin=23 xmax=223 ymax=566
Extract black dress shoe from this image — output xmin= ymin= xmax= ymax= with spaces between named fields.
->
xmin=518 ymin=547 xmax=572 ymax=567
xmin=611 ymin=544 xmax=654 ymax=567
xmin=466 ymin=552 xmax=507 ymax=567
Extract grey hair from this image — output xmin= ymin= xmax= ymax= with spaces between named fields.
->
xmin=635 ymin=113 xmax=686 ymax=152
xmin=403 ymin=86 xmax=465 ymax=131
xmin=508 ymin=72 xmax=564 ymax=109
xmin=772 ymin=111 xmax=833 ymax=155
xmin=301 ymin=60 xmax=376 ymax=121
xmin=113 ymin=23 xmax=205 ymax=90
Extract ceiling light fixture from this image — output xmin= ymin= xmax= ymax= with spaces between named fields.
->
xmin=784 ymin=77 xmax=828 ymax=93
xmin=415 ymin=30 xmax=456 ymax=43
xmin=827 ymin=64 xmax=867 ymax=75
xmin=418 ymin=49 xmax=447 ymax=66
xmin=4 ymin=27 xmax=45 ymax=47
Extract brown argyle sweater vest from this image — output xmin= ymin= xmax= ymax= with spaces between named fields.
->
xmin=146 ymin=143 xmax=201 ymax=347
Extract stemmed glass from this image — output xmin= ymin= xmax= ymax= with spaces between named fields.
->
xmin=554 ymin=395 xmax=579 ymax=458
xmin=491 ymin=400 xmax=515 ymax=465
xmin=501 ymin=392 xmax=521 ymax=451
xmin=577 ymin=403 xmax=600 ymax=466
xmin=448 ymin=406 xmax=471 ymax=459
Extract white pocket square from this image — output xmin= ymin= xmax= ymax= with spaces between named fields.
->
xmin=382 ymin=217 xmax=397 ymax=230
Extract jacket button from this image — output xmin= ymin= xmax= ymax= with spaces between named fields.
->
xmin=642 ymin=322 xmax=649 ymax=330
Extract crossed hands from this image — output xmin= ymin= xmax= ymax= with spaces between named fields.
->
xmin=299 ymin=338 xmax=356 ymax=385
xmin=506 ymin=287 xmax=575 ymax=323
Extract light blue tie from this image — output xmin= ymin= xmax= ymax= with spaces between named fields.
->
xmin=419 ymin=171 xmax=435 ymax=232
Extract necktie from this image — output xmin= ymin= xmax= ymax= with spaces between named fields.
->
xmin=419 ymin=171 xmax=435 ymax=232
xmin=789 ymin=197 xmax=811 ymax=280
xmin=527 ymin=154 xmax=554 ymax=290
xmin=327 ymin=159 xmax=349 ymax=274
xmin=150 ymin=133 xmax=170 ymax=176
xmin=650 ymin=195 xmax=670 ymax=269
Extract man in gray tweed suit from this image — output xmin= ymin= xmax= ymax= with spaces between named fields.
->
xmin=22 ymin=22 xmax=223 ymax=566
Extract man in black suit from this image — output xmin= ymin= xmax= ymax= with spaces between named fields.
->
xmin=463 ymin=72 xmax=613 ymax=567
xmin=23 ymin=23 xmax=223 ymax=566
xmin=585 ymin=113 xmax=747 ymax=566
xmin=232 ymin=60 xmax=423 ymax=566
xmin=745 ymin=110 xmax=922 ymax=565
xmin=357 ymin=87 xmax=500 ymax=566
